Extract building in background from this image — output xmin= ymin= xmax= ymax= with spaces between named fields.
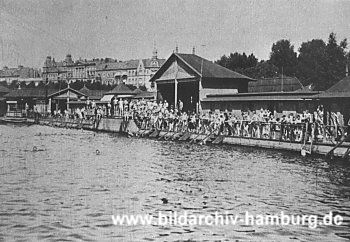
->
xmin=0 ymin=65 xmax=41 ymax=84
xmin=202 ymin=75 xmax=319 ymax=113
xmin=95 ymin=48 xmax=165 ymax=90
xmin=42 ymin=49 xmax=165 ymax=90
xmin=42 ymin=54 xmax=108 ymax=83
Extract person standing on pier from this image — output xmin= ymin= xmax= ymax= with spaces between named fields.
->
xmin=110 ymin=97 xmax=115 ymax=116
xmin=25 ymin=103 xmax=29 ymax=117
xmin=118 ymin=98 xmax=124 ymax=117
xmin=107 ymin=102 xmax=111 ymax=117
xmin=178 ymin=100 xmax=183 ymax=112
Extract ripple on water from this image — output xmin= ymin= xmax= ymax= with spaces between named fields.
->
xmin=0 ymin=124 xmax=350 ymax=241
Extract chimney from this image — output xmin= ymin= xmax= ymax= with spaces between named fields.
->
xmin=192 ymin=46 xmax=195 ymax=55
xmin=175 ymin=44 xmax=178 ymax=53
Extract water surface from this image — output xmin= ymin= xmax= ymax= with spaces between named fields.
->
xmin=0 ymin=124 xmax=349 ymax=241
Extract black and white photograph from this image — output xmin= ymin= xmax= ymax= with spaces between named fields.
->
xmin=0 ymin=0 xmax=350 ymax=241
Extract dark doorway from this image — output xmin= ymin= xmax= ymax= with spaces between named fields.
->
xmin=157 ymin=83 xmax=175 ymax=106
xmin=157 ymin=80 xmax=199 ymax=112
xmin=51 ymin=99 xmax=67 ymax=113
xmin=178 ymin=81 xmax=198 ymax=112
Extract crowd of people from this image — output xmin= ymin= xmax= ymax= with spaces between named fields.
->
xmin=127 ymin=99 xmax=350 ymax=143
xmin=49 ymin=97 xmax=350 ymax=143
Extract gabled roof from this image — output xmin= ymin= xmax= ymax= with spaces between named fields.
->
xmin=5 ymin=88 xmax=59 ymax=98
xmin=150 ymin=53 xmax=255 ymax=83
xmin=106 ymin=83 xmax=134 ymax=95
xmin=326 ymin=76 xmax=350 ymax=93
xmin=79 ymin=85 xmax=91 ymax=94
xmin=0 ymin=85 xmax=10 ymax=93
xmin=79 ymin=85 xmax=105 ymax=100
xmin=316 ymin=76 xmax=350 ymax=98
xmin=132 ymin=88 xmax=143 ymax=94
xmin=48 ymin=87 xmax=87 ymax=98
xmin=133 ymin=91 xmax=156 ymax=99
xmin=248 ymin=76 xmax=303 ymax=93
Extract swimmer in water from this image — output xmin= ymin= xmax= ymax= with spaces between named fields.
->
xmin=96 ymin=149 xmax=101 ymax=155
xmin=32 ymin=146 xmax=45 ymax=152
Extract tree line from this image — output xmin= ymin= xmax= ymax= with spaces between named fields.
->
xmin=215 ymin=33 xmax=349 ymax=91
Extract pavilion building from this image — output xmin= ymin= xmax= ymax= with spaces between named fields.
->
xmin=149 ymin=52 xmax=255 ymax=112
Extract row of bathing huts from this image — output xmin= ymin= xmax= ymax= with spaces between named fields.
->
xmin=1 ymin=52 xmax=350 ymax=159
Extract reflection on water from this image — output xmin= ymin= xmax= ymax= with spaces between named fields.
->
xmin=0 ymin=124 xmax=349 ymax=241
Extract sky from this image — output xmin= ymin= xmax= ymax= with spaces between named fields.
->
xmin=0 ymin=0 xmax=349 ymax=68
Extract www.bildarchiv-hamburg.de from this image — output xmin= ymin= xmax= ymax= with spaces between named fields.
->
xmin=111 ymin=211 xmax=343 ymax=229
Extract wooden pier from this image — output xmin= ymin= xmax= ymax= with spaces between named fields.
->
xmin=1 ymin=116 xmax=349 ymax=159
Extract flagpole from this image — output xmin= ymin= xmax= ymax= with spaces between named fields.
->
xmin=174 ymin=58 xmax=178 ymax=109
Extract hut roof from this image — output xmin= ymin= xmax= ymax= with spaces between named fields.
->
xmin=150 ymin=53 xmax=256 ymax=83
xmin=132 ymin=88 xmax=143 ymax=94
xmin=79 ymin=85 xmax=91 ymax=94
xmin=48 ymin=87 xmax=87 ymax=98
xmin=316 ymin=76 xmax=350 ymax=98
xmin=177 ymin=53 xmax=255 ymax=80
xmin=106 ymin=83 xmax=134 ymax=95
xmin=0 ymin=85 xmax=10 ymax=94
xmin=133 ymin=91 xmax=156 ymax=99
xmin=79 ymin=85 xmax=104 ymax=100
xmin=4 ymin=88 xmax=58 ymax=98
xmin=248 ymin=76 xmax=303 ymax=93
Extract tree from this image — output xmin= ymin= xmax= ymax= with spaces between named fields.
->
xmin=139 ymin=85 xmax=147 ymax=91
xmin=9 ymin=80 xmax=18 ymax=89
xmin=325 ymin=32 xmax=347 ymax=87
xmin=243 ymin=61 xmax=279 ymax=79
xmin=37 ymin=81 xmax=45 ymax=88
xmin=269 ymin=39 xmax=298 ymax=76
xmin=20 ymin=81 xmax=27 ymax=89
xmin=27 ymin=81 xmax=36 ymax=88
xmin=70 ymin=80 xmax=84 ymax=90
xmin=296 ymin=39 xmax=327 ymax=89
xmin=215 ymin=52 xmax=258 ymax=73
xmin=89 ymin=81 xmax=102 ymax=90
xmin=296 ymin=33 xmax=348 ymax=90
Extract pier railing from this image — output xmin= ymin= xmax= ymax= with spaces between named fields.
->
xmin=139 ymin=119 xmax=349 ymax=145
xmin=6 ymin=110 xmax=24 ymax=118
xmin=38 ymin=116 xmax=94 ymax=127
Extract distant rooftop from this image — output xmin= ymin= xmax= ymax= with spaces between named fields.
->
xmin=150 ymin=53 xmax=255 ymax=82
xmin=177 ymin=53 xmax=255 ymax=80
xmin=316 ymin=76 xmax=350 ymax=98
xmin=248 ymin=76 xmax=304 ymax=93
